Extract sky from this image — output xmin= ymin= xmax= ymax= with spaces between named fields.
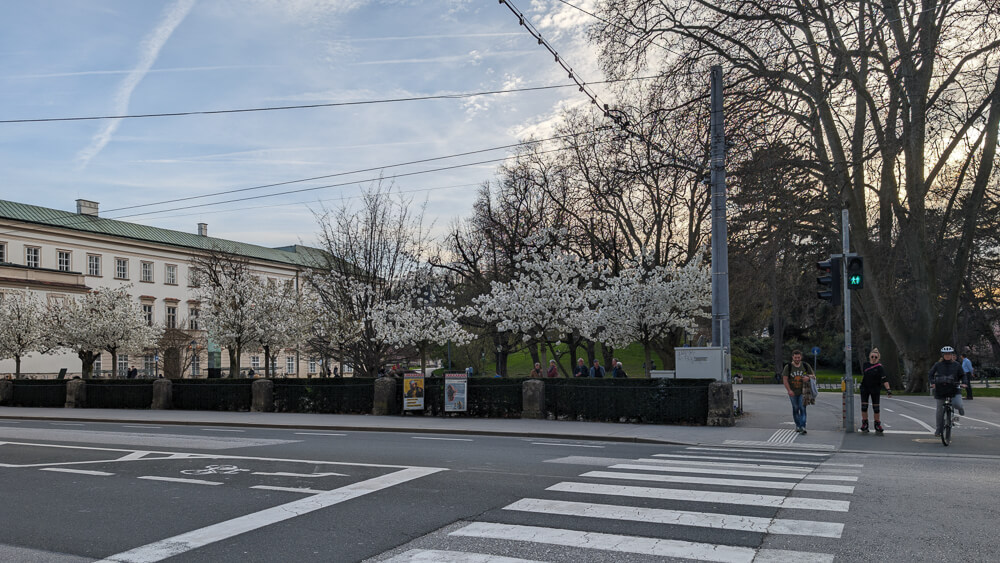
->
xmin=0 ymin=0 xmax=609 ymax=249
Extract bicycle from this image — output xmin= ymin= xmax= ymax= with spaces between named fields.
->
xmin=940 ymin=394 xmax=955 ymax=446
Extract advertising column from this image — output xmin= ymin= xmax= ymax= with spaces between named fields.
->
xmin=403 ymin=372 xmax=425 ymax=411
xmin=444 ymin=372 xmax=468 ymax=413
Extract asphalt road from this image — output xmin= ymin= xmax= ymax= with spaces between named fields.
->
xmin=1 ymin=415 xmax=998 ymax=562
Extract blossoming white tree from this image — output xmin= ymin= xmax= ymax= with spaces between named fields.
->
xmin=0 ymin=290 xmax=47 ymax=378
xmin=587 ymin=254 xmax=712 ymax=376
xmin=47 ymin=287 xmax=162 ymax=378
xmin=252 ymin=278 xmax=306 ymax=377
xmin=196 ymin=269 xmax=264 ymax=377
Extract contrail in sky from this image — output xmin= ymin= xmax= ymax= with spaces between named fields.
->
xmin=75 ymin=0 xmax=197 ymax=168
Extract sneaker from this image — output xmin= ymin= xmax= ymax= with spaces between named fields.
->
xmin=794 ymin=427 xmax=802 ymax=433
xmin=800 ymin=428 xmax=807 ymax=435
xmin=860 ymin=420 xmax=870 ymax=433
xmin=934 ymin=431 xmax=942 ymax=437
xmin=952 ymin=415 xmax=960 ymax=423
xmin=874 ymin=421 xmax=884 ymax=433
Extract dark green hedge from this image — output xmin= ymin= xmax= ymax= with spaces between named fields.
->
xmin=272 ymin=380 xmax=373 ymax=414
xmin=543 ymin=378 xmax=714 ymax=424
xmin=171 ymin=379 xmax=252 ymax=411
xmin=419 ymin=377 xmax=522 ymax=417
xmin=10 ymin=380 xmax=67 ymax=407
xmin=84 ymin=380 xmax=155 ymax=409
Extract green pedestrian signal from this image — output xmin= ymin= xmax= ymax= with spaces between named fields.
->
xmin=846 ymin=256 xmax=864 ymax=290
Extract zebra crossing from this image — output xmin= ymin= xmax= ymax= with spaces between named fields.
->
xmin=381 ymin=446 xmax=859 ymax=562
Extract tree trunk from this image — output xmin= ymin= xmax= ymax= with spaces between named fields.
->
xmin=903 ymin=353 xmax=933 ymax=394
xmin=79 ymin=351 xmax=97 ymax=379
xmin=263 ymin=345 xmax=271 ymax=378
xmin=528 ymin=342 xmax=540 ymax=368
xmin=585 ymin=341 xmax=596 ymax=366
xmin=15 ymin=355 xmax=22 ymax=379
xmin=111 ymin=351 xmax=119 ymax=379
xmin=871 ymin=318 xmax=903 ymax=389
xmin=601 ymin=343 xmax=614 ymax=370
xmin=643 ymin=343 xmax=653 ymax=378
xmin=228 ymin=348 xmax=240 ymax=378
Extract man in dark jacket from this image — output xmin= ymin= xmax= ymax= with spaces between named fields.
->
xmin=589 ymin=359 xmax=606 ymax=378
xmin=929 ymin=346 xmax=967 ymax=437
xmin=573 ymin=358 xmax=588 ymax=378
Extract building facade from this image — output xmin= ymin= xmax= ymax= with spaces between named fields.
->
xmin=0 ymin=198 xmax=338 ymax=378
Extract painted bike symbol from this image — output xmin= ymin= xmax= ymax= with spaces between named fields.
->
xmin=181 ymin=464 xmax=250 ymax=476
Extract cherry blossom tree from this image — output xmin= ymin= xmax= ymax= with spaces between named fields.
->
xmin=47 ymin=287 xmax=162 ymax=379
xmin=252 ymin=278 xmax=304 ymax=377
xmin=587 ymin=254 xmax=712 ymax=376
xmin=191 ymin=249 xmax=262 ymax=377
xmin=0 ymin=290 xmax=47 ymax=378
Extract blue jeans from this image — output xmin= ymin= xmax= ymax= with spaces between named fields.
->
xmin=789 ymin=394 xmax=806 ymax=429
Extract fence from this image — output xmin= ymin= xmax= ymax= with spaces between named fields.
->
xmin=543 ymin=378 xmax=713 ymax=424
xmin=272 ymin=380 xmax=373 ymax=414
xmin=9 ymin=380 xmax=66 ymax=408
xmin=85 ymin=380 xmax=155 ymax=409
xmin=171 ymin=380 xmax=253 ymax=411
xmin=421 ymin=377 xmax=523 ymax=417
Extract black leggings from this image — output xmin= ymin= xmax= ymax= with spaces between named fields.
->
xmin=860 ymin=386 xmax=881 ymax=414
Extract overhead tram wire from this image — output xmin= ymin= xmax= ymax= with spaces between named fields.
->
xmin=0 ymin=77 xmax=656 ymax=125
xmin=497 ymin=0 xmax=701 ymax=170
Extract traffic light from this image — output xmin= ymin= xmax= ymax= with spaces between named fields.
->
xmin=816 ymin=257 xmax=841 ymax=306
xmin=846 ymin=256 xmax=864 ymax=290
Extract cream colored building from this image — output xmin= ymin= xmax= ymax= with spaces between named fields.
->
xmin=0 ymin=198 xmax=338 ymax=378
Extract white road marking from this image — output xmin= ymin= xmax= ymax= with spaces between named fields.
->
xmin=412 ymin=437 xmax=474 ymax=442
xmin=40 ymin=468 xmax=114 ymax=476
xmin=546 ymin=482 xmax=851 ymax=512
xmin=802 ymin=474 xmax=858 ymax=482
xmin=882 ymin=430 xmax=933 ymax=435
xmin=250 ymin=485 xmax=327 ymax=494
xmin=251 ymin=471 xmax=347 ymax=478
xmin=883 ymin=408 xmax=895 ymax=413
xmin=0 ymin=420 xmax=21 ymax=423
xmin=505 ymin=498 xmax=844 ymax=537
xmin=610 ymin=463 xmax=810 ymax=480
xmin=450 ymin=522 xmax=834 ymax=563
xmin=383 ymin=549 xmax=546 ymax=563
xmin=97 ymin=466 xmax=445 ymax=563
xmin=582 ymin=471 xmax=855 ymax=494
xmin=49 ymin=422 xmax=84 ymax=426
xmin=723 ymin=440 xmax=836 ymax=450
xmin=651 ymin=453 xmax=824 ymax=466
xmin=531 ymin=442 xmax=604 ymax=448
xmin=293 ymin=432 xmax=346 ymax=436
xmin=767 ymin=429 xmax=798 ymax=444
xmin=199 ymin=429 xmax=244 ymax=433
xmin=636 ymin=458 xmax=821 ymax=472
xmin=138 ymin=476 xmax=223 ymax=486
xmin=122 ymin=425 xmax=161 ymax=429
xmin=688 ymin=446 xmax=830 ymax=457
xmin=897 ymin=413 xmax=936 ymax=433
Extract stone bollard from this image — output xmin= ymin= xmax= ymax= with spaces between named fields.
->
xmin=0 ymin=380 xmax=12 ymax=406
xmin=521 ymin=379 xmax=545 ymax=419
xmin=152 ymin=379 xmax=173 ymax=410
xmin=252 ymin=379 xmax=274 ymax=413
xmin=706 ymin=381 xmax=735 ymax=426
xmin=373 ymin=377 xmax=397 ymax=416
xmin=65 ymin=379 xmax=86 ymax=408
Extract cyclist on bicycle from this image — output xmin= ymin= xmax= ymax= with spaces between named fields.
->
xmin=928 ymin=346 xmax=967 ymax=437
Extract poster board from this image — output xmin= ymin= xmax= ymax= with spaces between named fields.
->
xmin=403 ymin=373 xmax=425 ymax=410
xmin=443 ymin=372 xmax=467 ymax=412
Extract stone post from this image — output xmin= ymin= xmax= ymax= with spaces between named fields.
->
xmin=706 ymin=381 xmax=735 ymax=426
xmin=0 ymin=380 xmax=12 ymax=406
xmin=521 ymin=379 xmax=545 ymax=419
xmin=373 ymin=377 xmax=397 ymax=416
xmin=252 ymin=379 xmax=274 ymax=412
xmin=65 ymin=379 xmax=86 ymax=408
xmin=152 ymin=379 xmax=173 ymax=410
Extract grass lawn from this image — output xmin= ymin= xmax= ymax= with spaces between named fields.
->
xmin=477 ymin=343 xmax=659 ymax=378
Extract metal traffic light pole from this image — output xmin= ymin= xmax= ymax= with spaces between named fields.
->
xmin=842 ymin=209 xmax=855 ymax=432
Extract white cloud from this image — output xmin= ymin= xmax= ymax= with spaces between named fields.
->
xmin=74 ymin=0 xmax=197 ymax=168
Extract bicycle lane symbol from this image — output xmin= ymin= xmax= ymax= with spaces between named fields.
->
xmin=181 ymin=464 xmax=251 ymax=476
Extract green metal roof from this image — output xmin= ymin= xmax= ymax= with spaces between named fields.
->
xmin=0 ymin=199 xmax=325 ymax=268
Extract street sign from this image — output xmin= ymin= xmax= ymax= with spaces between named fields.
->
xmin=444 ymin=373 xmax=467 ymax=412
xmin=811 ymin=346 xmax=821 ymax=355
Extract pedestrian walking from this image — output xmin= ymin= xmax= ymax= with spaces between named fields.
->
xmin=781 ymin=349 xmax=815 ymax=434
xmin=546 ymin=359 xmax=559 ymax=378
xmin=859 ymin=348 xmax=892 ymax=434
xmin=529 ymin=362 xmax=543 ymax=378
xmin=573 ymin=358 xmax=588 ymax=378
xmin=959 ymin=352 xmax=974 ymax=400
xmin=611 ymin=361 xmax=627 ymax=378
xmin=589 ymin=359 xmax=606 ymax=378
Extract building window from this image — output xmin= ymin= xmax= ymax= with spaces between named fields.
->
xmin=93 ymin=354 xmax=102 ymax=376
xmin=88 ymin=255 xmax=101 ymax=276
xmin=165 ymin=306 xmax=177 ymax=329
xmin=251 ymin=356 xmax=260 ymax=369
xmin=343 ymin=363 xmax=353 ymax=374
xmin=144 ymin=355 xmax=156 ymax=376
xmin=0 ymin=242 xmax=5 ymax=263
xmin=115 ymin=258 xmax=128 ymax=280
xmin=189 ymin=308 xmax=200 ymax=330
xmin=25 ymin=247 xmax=40 ymax=268
xmin=118 ymin=354 xmax=129 ymax=375
xmin=141 ymin=261 xmax=154 ymax=282
xmin=165 ymin=264 xmax=177 ymax=285
xmin=142 ymin=304 xmax=153 ymax=326
xmin=191 ymin=353 xmax=201 ymax=376
xmin=286 ymin=356 xmax=296 ymax=374
xmin=57 ymin=250 xmax=71 ymax=272
xmin=308 ymin=358 xmax=317 ymax=374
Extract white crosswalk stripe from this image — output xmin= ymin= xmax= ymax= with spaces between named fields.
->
xmin=399 ymin=447 xmax=857 ymax=562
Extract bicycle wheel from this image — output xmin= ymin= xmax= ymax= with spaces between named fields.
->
xmin=942 ymin=407 xmax=952 ymax=446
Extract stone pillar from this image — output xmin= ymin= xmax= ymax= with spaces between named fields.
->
xmin=0 ymin=380 xmax=12 ymax=406
xmin=65 ymin=379 xmax=86 ymax=408
xmin=706 ymin=381 xmax=735 ymax=426
xmin=521 ymin=379 xmax=545 ymax=419
xmin=252 ymin=379 xmax=274 ymax=413
xmin=373 ymin=377 xmax=397 ymax=416
xmin=152 ymin=379 xmax=173 ymax=410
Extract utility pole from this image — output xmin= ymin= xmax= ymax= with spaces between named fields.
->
xmin=842 ymin=209 xmax=855 ymax=432
xmin=710 ymin=65 xmax=731 ymax=375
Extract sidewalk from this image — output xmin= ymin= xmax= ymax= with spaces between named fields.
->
xmin=0 ymin=403 xmax=846 ymax=450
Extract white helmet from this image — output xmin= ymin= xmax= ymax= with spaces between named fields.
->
xmin=940 ymin=346 xmax=955 ymax=354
